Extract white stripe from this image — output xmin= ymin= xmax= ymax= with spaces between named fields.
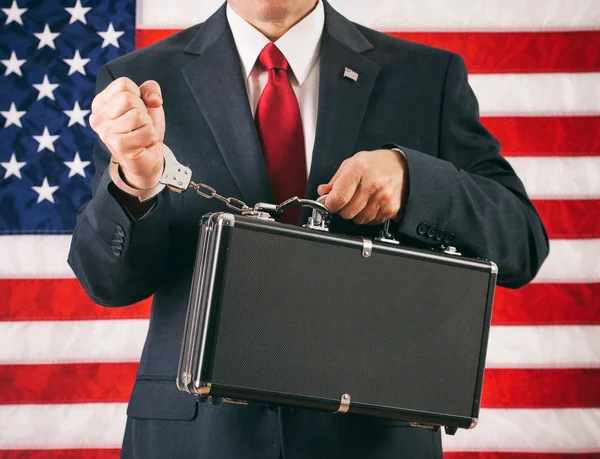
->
xmin=0 ymin=235 xmax=73 ymax=278
xmin=470 ymin=73 xmax=600 ymax=116
xmin=533 ymin=239 xmax=600 ymax=284
xmin=443 ymin=408 xmax=600 ymax=452
xmin=0 ymin=319 xmax=148 ymax=364
xmin=137 ymin=0 xmax=600 ymax=31
xmin=507 ymin=157 xmax=600 ymax=199
xmin=0 ymin=403 xmax=127 ymax=449
xmin=1 ymin=319 xmax=598 ymax=368
xmin=486 ymin=326 xmax=600 ymax=368
xmin=1 ymin=237 xmax=599 ymax=282
xmin=0 ymin=404 xmax=597 ymax=451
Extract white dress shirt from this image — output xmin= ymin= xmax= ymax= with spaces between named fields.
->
xmin=226 ymin=1 xmax=324 ymax=174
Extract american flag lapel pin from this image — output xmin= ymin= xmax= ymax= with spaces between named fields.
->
xmin=343 ymin=67 xmax=359 ymax=82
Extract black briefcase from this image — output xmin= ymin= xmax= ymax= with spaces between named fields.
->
xmin=176 ymin=198 xmax=497 ymax=434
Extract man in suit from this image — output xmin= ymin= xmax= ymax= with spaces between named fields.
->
xmin=68 ymin=0 xmax=549 ymax=457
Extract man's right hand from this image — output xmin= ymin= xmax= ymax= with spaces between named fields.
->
xmin=89 ymin=77 xmax=166 ymax=190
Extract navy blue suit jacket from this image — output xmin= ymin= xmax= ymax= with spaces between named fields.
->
xmin=68 ymin=2 xmax=548 ymax=458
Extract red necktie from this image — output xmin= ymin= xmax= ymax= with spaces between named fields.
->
xmin=255 ymin=43 xmax=307 ymax=224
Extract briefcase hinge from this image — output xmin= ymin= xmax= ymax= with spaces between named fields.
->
xmin=222 ymin=398 xmax=249 ymax=406
xmin=410 ymin=422 xmax=437 ymax=429
xmin=336 ymin=393 xmax=351 ymax=413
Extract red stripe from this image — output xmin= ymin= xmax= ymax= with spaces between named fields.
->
xmin=0 ymin=450 xmax=120 ymax=459
xmin=135 ymin=28 xmax=179 ymax=49
xmin=135 ymin=29 xmax=600 ymax=74
xmin=2 ymin=280 xmax=598 ymax=325
xmin=3 ymin=453 xmax=594 ymax=459
xmin=481 ymin=117 xmax=600 ymax=156
xmin=388 ymin=31 xmax=600 ymax=74
xmin=0 ymin=363 xmax=138 ymax=404
xmin=2 ymin=363 xmax=598 ymax=408
xmin=445 ymin=454 xmax=600 ymax=459
xmin=481 ymin=369 xmax=600 ymax=408
xmin=493 ymin=283 xmax=600 ymax=326
xmin=0 ymin=279 xmax=151 ymax=321
xmin=534 ymin=200 xmax=600 ymax=239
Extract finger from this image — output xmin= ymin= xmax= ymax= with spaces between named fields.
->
xmin=353 ymin=200 xmax=381 ymax=225
xmin=338 ymin=183 xmax=370 ymax=220
xmin=139 ymin=80 xmax=163 ymax=109
xmin=103 ymin=108 xmax=153 ymax=134
xmin=91 ymin=77 xmax=141 ymax=113
xmin=113 ymin=124 xmax=159 ymax=154
xmin=325 ymin=160 xmax=364 ymax=213
xmin=317 ymin=183 xmax=333 ymax=196
xmin=101 ymin=92 xmax=148 ymax=122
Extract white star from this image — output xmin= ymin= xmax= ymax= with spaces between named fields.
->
xmin=65 ymin=0 xmax=91 ymax=24
xmin=1 ymin=102 xmax=26 ymax=128
xmin=63 ymin=101 xmax=90 ymax=127
xmin=31 ymin=177 xmax=59 ymax=204
xmin=34 ymin=24 xmax=60 ymax=50
xmin=1 ymin=153 xmax=26 ymax=179
xmin=1 ymin=0 xmax=27 ymax=26
xmin=64 ymin=152 xmax=91 ymax=178
xmin=33 ymin=75 xmax=59 ymax=101
xmin=63 ymin=50 xmax=90 ymax=76
xmin=97 ymin=23 xmax=124 ymax=48
xmin=1 ymin=51 xmax=26 ymax=76
xmin=33 ymin=127 xmax=60 ymax=152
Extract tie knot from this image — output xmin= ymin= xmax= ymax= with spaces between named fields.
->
xmin=259 ymin=43 xmax=289 ymax=71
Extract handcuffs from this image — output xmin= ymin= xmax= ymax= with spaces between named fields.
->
xmin=108 ymin=144 xmax=332 ymax=228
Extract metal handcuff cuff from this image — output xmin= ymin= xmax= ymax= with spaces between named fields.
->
xmin=109 ymin=144 xmax=337 ymax=233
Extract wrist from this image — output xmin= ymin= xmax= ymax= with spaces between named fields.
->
xmin=120 ymin=166 xmax=163 ymax=190
xmin=109 ymin=160 xmax=166 ymax=202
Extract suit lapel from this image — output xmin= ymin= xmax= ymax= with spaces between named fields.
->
xmin=181 ymin=5 xmax=274 ymax=207
xmin=305 ymin=2 xmax=380 ymax=200
xmin=179 ymin=2 xmax=379 ymax=211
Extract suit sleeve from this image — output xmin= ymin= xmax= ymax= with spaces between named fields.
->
xmin=67 ymin=64 xmax=171 ymax=306
xmin=394 ymin=54 xmax=549 ymax=288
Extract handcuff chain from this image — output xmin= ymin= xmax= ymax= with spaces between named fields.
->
xmin=189 ymin=181 xmax=251 ymax=213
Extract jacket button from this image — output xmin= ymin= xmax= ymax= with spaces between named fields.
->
xmin=112 ymin=241 xmax=123 ymax=250
xmin=110 ymin=247 xmax=121 ymax=257
xmin=115 ymin=225 xmax=125 ymax=237
xmin=417 ymin=222 xmax=428 ymax=235
xmin=435 ymin=229 xmax=446 ymax=241
xmin=427 ymin=225 xmax=437 ymax=238
xmin=113 ymin=233 xmax=124 ymax=243
xmin=444 ymin=233 xmax=455 ymax=244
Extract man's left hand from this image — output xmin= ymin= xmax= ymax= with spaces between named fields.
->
xmin=317 ymin=149 xmax=408 ymax=225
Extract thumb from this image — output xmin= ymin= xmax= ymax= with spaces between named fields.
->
xmin=140 ymin=80 xmax=166 ymax=142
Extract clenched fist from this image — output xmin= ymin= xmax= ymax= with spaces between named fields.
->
xmin=317 ymin=149 xmax=409 ymax=225
xmin=89 ymin=77 xmax=165 ymax=190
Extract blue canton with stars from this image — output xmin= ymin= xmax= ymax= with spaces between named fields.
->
xmin=0 ymin=0 xmax=134 ymax=233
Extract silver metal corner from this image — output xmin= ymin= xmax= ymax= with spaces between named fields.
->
xmin=469 ymin=418 xmax=478 ymax=429
xmin=195 ymin=382 xmax=212 ymax=395
xmin=489 ymin=261 xmax=498 ymax=275
xmin=216 ymin=213 xmax=235 ymax=227
xmin=336 ymin=393 xmax=351 ymax=413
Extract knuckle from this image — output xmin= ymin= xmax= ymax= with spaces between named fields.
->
xmin=368 ymin=180 xmax=384 ymax=194
xmin=115 ymin=77 xmax=133 ymax=92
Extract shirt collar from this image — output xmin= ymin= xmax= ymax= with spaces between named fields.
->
xmin=226 ymin=1 xmax=324 ymax=86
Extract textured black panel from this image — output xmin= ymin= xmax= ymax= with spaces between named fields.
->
xmin=210 ymin=225 xmax=491 ymax=418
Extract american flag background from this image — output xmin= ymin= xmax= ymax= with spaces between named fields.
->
xmin=1 ymin=0 xmax=599 ymax=457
